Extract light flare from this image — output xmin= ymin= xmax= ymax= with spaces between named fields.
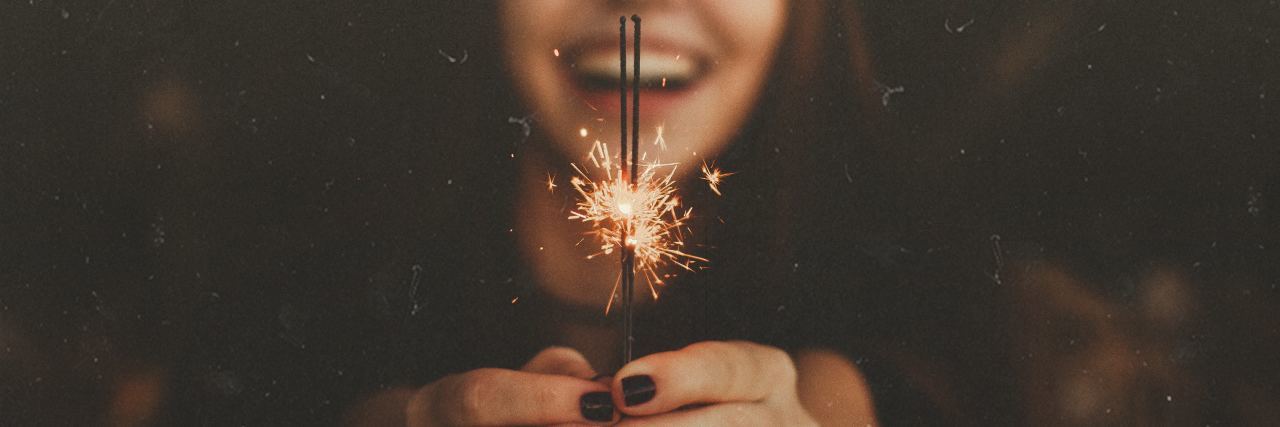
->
xmin=700 ymin=160 xmax=734 ymax=196
xmin=652 ymin=124 xmax=667 ymax=151
xmin=569 ymin=139 xmax=708 ymax=310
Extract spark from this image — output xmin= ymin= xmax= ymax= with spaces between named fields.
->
xmin=652 ymin=124 xmax=667 ymax=151
xmin=553 ymin=48 xmax=560 ymax=57
xmin=701 ymin=160 xmax=734 ymax=196
xmin=569 ymin=140 xmax=707 ymax=309
xmin=579 ymin=127 xmax=589 ymax=138
xmin=545 ymin=173 xmax=558 ymax=192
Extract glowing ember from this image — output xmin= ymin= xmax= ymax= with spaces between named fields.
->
xmin=700 ymin=160 xmax=734 ymax=196
xmin=652 ymin=124 xmax=667 ymax=151
xmin=569 ymin=138 xmax=707 ymax=309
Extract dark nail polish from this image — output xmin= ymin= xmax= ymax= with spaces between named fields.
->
xmin=621 ymin=375 xmax=655 ymax=406
xmin=580 ymin=391 xmax=614 ymax=422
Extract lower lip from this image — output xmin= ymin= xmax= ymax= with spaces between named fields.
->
xmin=577 ymin=88 xmax=688 ymax=118
xmin=564 ymin=75 xmax=697 ymax=118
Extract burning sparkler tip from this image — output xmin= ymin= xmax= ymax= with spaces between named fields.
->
xmin=568 ymin=135 xmax=707 ymax=307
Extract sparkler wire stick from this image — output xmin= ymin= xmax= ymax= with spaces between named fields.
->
xmin=618 ymin=15 xmax=632 ymax=366
xmin=619 ymin=15 xmax=642 ymax=365
xmin=631 ymin=15 xmax=641 ymax=182
xmin=618 ymin=16 xmax=628 ymax=184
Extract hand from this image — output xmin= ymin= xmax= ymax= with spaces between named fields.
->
xmin=609 ymin=341 xmax=819 ymax=426
xmin=405 ymin=347 xmax=618 ymax=426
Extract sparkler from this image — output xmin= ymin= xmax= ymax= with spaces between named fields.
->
xmin=622 ymin=15 xmax=640 ymax=365
xmin=560 ymin=15 xmax=730 ymax=365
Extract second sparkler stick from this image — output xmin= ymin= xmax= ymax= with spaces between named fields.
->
xmin=619 ymin=14 xmax=641 ymax=365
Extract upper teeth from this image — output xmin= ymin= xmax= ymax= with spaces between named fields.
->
xmin=573 ymin=51 xmax=700 ymax=85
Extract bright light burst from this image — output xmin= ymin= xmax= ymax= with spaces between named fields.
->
xmin=568 ymin=139 xmax=708 ymax=311
xmin=545 ymin=173 xmax=558 ymax=192
xmin=700 ymin=160 xmax=734 ymax=196
xmin=652 ymin=123 xmax=667 ymax=151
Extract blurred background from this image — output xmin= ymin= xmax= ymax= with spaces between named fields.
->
xmin=1 ymin=0 xmax=1277 ymax=425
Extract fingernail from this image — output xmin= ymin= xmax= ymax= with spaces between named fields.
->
xmin=621 ymin=375 xmax=655 ymax=406
xmin=580 ymin=391 xmax=614 ymax=422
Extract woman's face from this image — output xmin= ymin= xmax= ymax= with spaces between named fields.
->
xmin=501 ymin=1 xmax=788 ymax=168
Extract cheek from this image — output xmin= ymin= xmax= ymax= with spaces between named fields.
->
xmin=705 ymin=0 xmax=788 ymax=56
xmin=690 ymin=0 xmax=787 ymax=150
xmin=499 ymin=2 xmax=576 ymax=140
xmin=701 ymin=0 xmax=789 ymax=107
xmin=499 ymin=2 xmax=568 ymax=59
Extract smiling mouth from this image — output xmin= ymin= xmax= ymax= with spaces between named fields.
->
xmin=565 ymin=48 xmax=707 ymax=93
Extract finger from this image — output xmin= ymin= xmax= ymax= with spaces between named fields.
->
xmin=612 ymin=341 xmax=797 ymax=416
xmin=408 ymin=368 xmax=617 ymax=426
xmin=522 ymin=346 xmax=599 ymax=379
xmin=615 ymin=402 xmax=778 ymax=427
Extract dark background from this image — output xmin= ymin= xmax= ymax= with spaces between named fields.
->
xmin=2 ymin=0 xmax=1277 ymax=425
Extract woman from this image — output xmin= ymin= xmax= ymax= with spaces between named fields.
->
xmin=352 ymin=1 xmax=880 ymax=425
